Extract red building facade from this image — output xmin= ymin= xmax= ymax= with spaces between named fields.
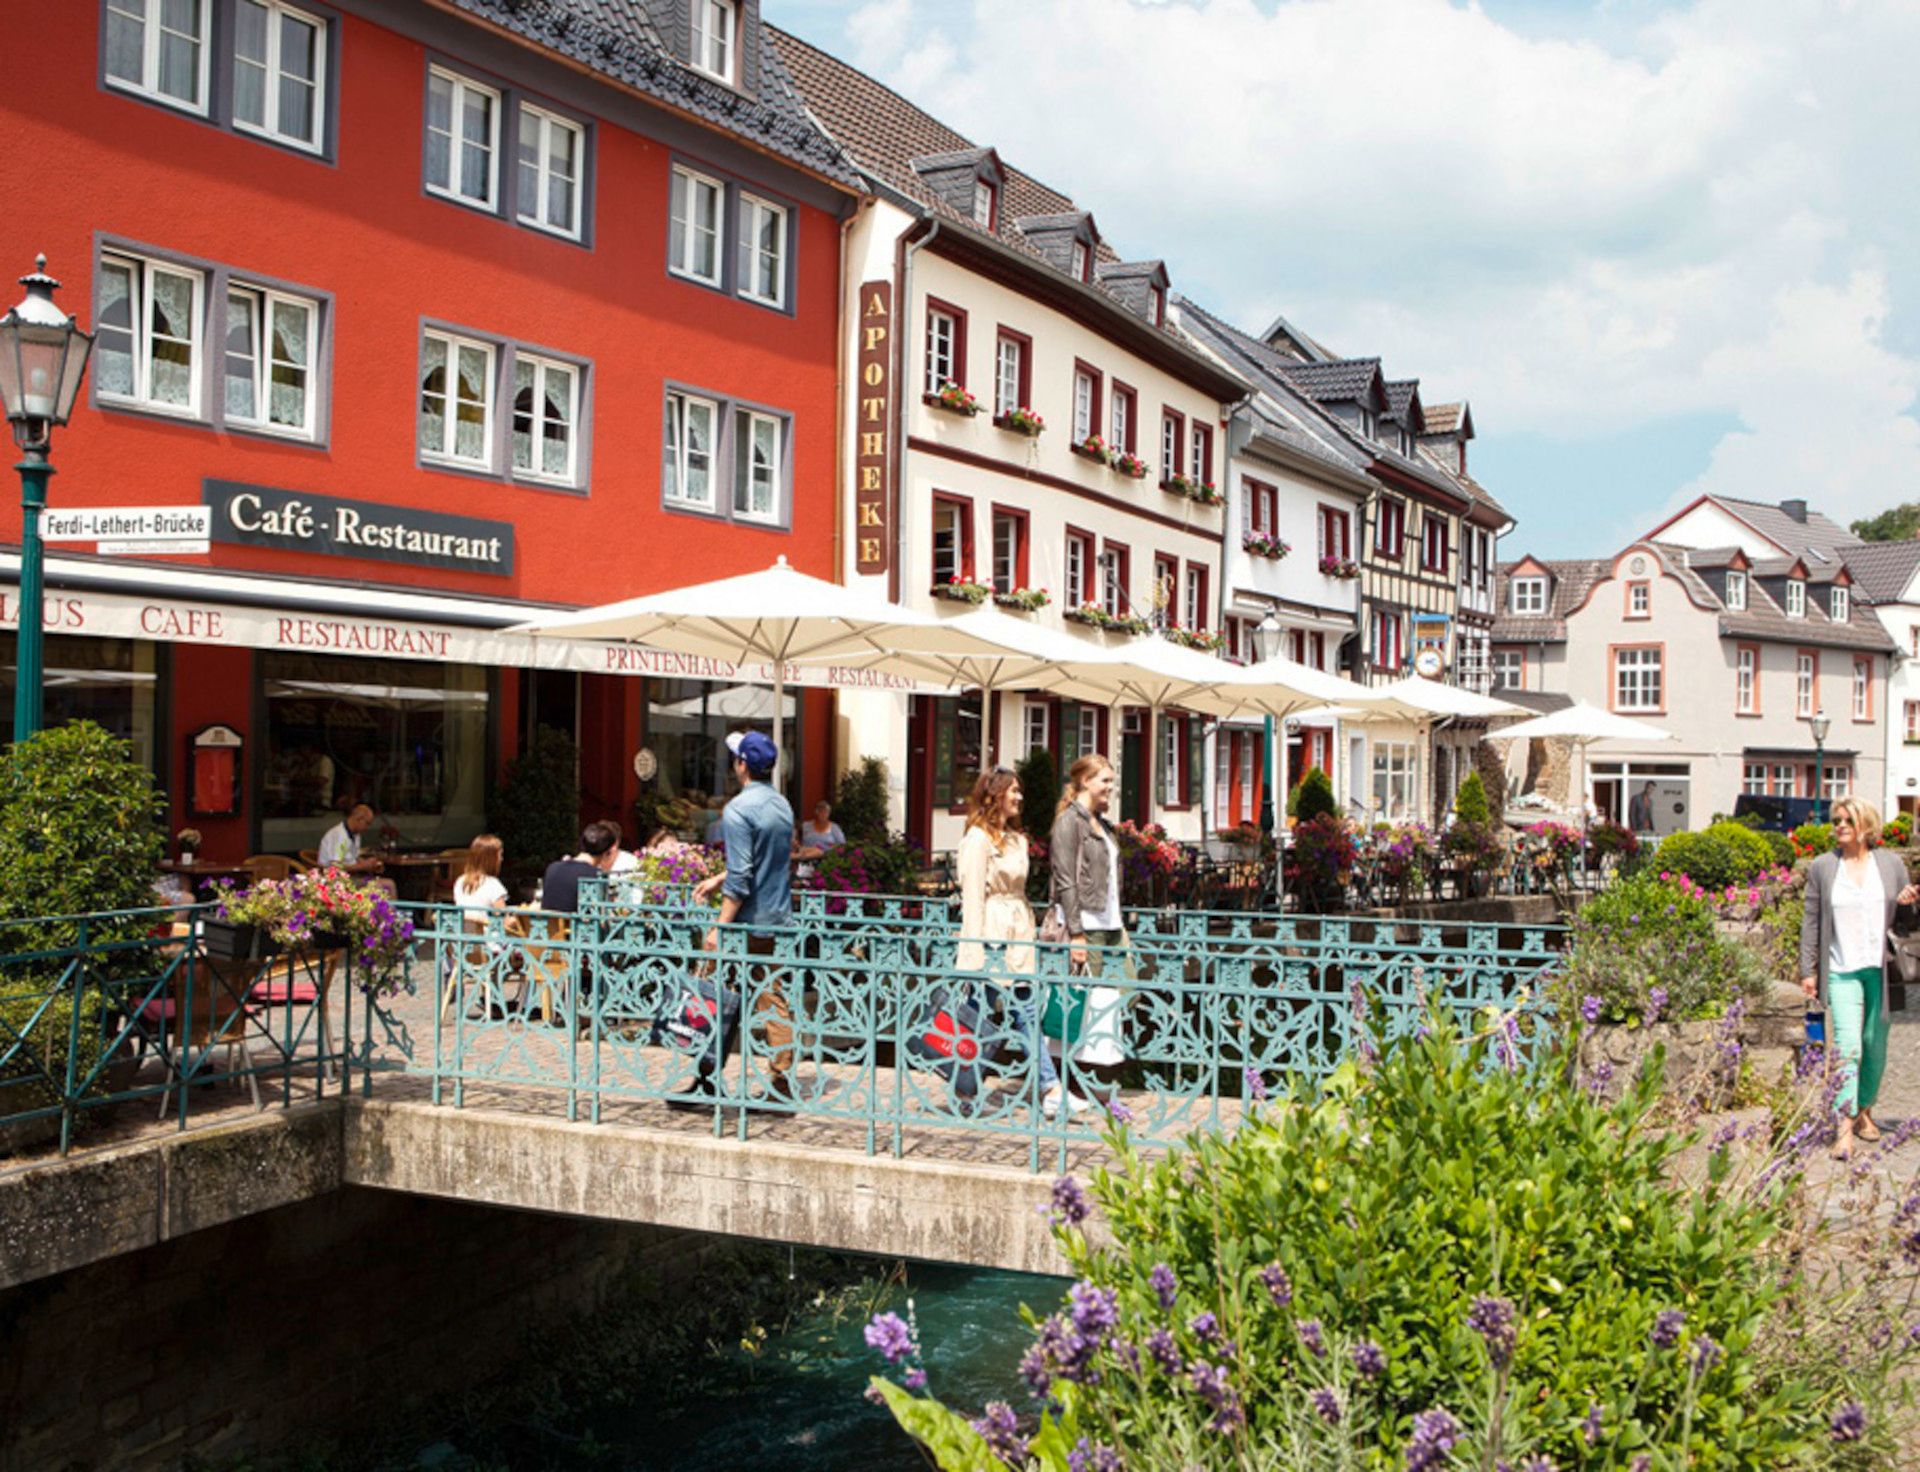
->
xmin=0 ymin=0 xmax=859 ymax=862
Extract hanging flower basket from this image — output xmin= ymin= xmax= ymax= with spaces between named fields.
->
xmin=994 ymin=406 xmax=1045 ymax=436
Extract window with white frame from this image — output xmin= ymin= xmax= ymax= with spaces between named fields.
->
xmin=1371 ymin=609 xmax=1402 ymax=670
xmin=419 ymin=330 xmax=495 ymax=468
xmin=1161 ymin=414 xmax=1180 ymax=478
xmin=515 ymin=104 xmax=584 ymax=239
xmin=690 ymin=0 xmax=736 ymax=82
xmin=96 ymin=252 xmax=203 ymax=415
xmin=1614 ymin=647 xmax=1663 ymax=711
xmin=733 ymin=408 xmax=781 ymax=521
xmin=1854 ymin=658 xmax=1871 ymax=720
xmin=508 ymin=355 xmax=578 ymax=483
xmin=426 ymin=68 xmax=500 ymax=208
xmin=925 ymin=307 xmax=958 ymax=395
xmin=663 ymin=391 xmax=718 ymax=510
xmin=105 ymin=0 xmax=211 ymax=113
xmin=1184 ymin=566 xmax=1205 ymax=631
xmin=1159 ymin=715 xmax=1182 ymax=806
xmin=1628 ymin=582 xmax=1650 ymax=617
xmin=971 ymin=179 xmax=995 ymax=228
xmin=1065 ymin=532 xmax=1090 ymax=605
xmin=739 ymin=194 xmax=788 ymax=307
xmin=995 ymin=336 xmax=1023 ymax=417
xmin=669 ymin=165 xmax=724 ymax=285
xmin=991 ymin=511 xmax=1022 ymax=596
xmin=1905 ymin=700 xmax=1920 ymax=744
xmin=1371 ymin=741 xmax=1415 ymax=821
xmin=1109 ymin=386 xmax=1132 ymax=452
xmin=224 ymin=283 xmax=315 ymax=437
xmin=1070 ymin=241 xmax=1089 ymax=280
xmin=1743 ymin=762 xmax=1768 ymax=796
xmin=1772 ymin=763 xmax=1797 ymax=797
xmin=233 ymin=1 xmax=325 ymax=150
xmin=1786 ymin=579 xmax=1806 ymax=617
xmin=1318 ymin=504 xmax=1351 ymax=561
xmin=1725 ymin=569 xmax=1747 ymax=610
xmin=1024 ymin=701 xmax=1049 ymax=756
xmin=1100 ymin=548 xmax=1125 ymax=617
xmin=1823 ymin=766 xmax=1850 ymax=801
xmin=931 ymin=501 xmax=967 ymax=586
xmin=1148 ymin=287 xmax=1164 ymax=327
xmin=1832 ymin=585 xmax=1850 ymax=623
xmin=1072 ymin=369 xmax=1095 ymax=441
xmin=1510 ymin=576 xmax=1546 ymax=615
xmin=1736 ymin=646 xmax=1756 ymax=713
xmin=1491 ymin=648 xmax=1522 ymax=691
xmin=1076 ymin=705 xmax=1100 ymax=757
xmin=1190 ymin=423 xmax=1211 ymax=485
xmin=1796 ymin=652 xmax=1815 ymax=716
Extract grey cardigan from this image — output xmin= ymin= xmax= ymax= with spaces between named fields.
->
xmin=1798 ymin=849 xmax=1914 ymax=1011
xmin=1050 ymin=801 xmax=1120 ymax=938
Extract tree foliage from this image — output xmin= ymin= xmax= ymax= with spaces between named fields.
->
xmin=487 ymin=724 xmax=580 ymax=887
xmin=1288 ymin=765 xmax=1338 ymax=823
xmin=1850 ymin=502 xmax=1920 ymax=542
xmin=832 ymin=755 xmax=892 ymax=845
xmin=1451 ymin=770 xmax=1492 ymax=825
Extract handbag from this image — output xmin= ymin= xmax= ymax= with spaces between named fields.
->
xmin=1038 ymin=904 xmax=1069 ymax=946
xmin=1041 ymin=961 xmax=1089 ymax=1044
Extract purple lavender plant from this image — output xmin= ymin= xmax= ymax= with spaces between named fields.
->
xmin=1149 ymin=1263 xmax=1177 ymax=1312
xmin=1467 ymin=1295 xmax=1517 ymax=1369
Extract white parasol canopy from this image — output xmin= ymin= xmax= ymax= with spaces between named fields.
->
xmin=1485 ymin=700 xmax=1675 ymax=835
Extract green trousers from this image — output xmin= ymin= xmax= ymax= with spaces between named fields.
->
xmin=1828 ymin=966 xmax=1887 ymax=1116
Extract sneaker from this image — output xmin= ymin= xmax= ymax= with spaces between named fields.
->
xmin=1042 ymin=1086 xmax=1087 ymax=1120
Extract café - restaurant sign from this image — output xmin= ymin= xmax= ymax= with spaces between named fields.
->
xmin=854 ymin=280 xmax=893 ymax=575
xmin=203 ymin=480 xmax=513 ymax=576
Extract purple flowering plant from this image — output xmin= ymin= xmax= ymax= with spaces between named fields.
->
xmin=211 ymin=867 xmax=416 ymax=993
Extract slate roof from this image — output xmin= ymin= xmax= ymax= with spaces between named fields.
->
xmin=1274 ymin=358 xmax=1385 ymax=405
xmin=1492 ymin=560 xmax=1608 ymax=642
xmin=443 ymin=0 xmax=861 ymax=187
xmin=1842 ymin=541 xmax=1920 ymax=604
xmin=1708 ymin=495 xmax=1859 ymax=562
xmin=1384 ymin=379 xmax=1422 ymax=430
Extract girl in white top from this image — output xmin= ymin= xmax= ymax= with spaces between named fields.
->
xmin=454 ymin=833 xmax=509 ymax=938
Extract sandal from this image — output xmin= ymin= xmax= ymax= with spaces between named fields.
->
xmin=1856 ymin=1119 xmax=1882 ymax=1142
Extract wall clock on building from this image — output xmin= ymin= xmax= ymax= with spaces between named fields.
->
xmin=1414 ymin=648 xmax=1444 ymax=678
xmin=633 ymin=748 xmax=658 ymax=782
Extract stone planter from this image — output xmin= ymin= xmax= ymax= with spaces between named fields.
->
xmin=1575 ymin=980 xmax=1805 ymax=1103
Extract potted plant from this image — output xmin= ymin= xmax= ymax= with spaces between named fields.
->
xmin=176 ymin=827 xmax=203 ymax=861
xmin=1318 ymin=555 xmax=1360 ymax=579
xmin=1244 ymin=533 xmax=1291 ymax=560
xmin=1111 ymin=449 xmax=1149 ymax=479
xmin=1164 ymin=627 xmax=1225 ymax=653
xmin=994 ymin=405 xmax=1045 ymax=437
xmin=928 ymin=379 xmax=981 ymax=416
xmin=1073 ymin=432 xmax=1112 ymax=463
xmin=993 ymin=587 xmax=1050 ymax=612
xmin=207 ymin=870 xmax=417 ymax=993
xmin=933 ymin=576 xmax=991 ymax=604
xmin=1187 ymin=480 xmax=1223 ymax=506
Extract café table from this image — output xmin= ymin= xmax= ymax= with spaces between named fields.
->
xmin=366 ymin=852 xmax=445 ymax=903
xmin=159 ymin=858 xmax=253 ymax=897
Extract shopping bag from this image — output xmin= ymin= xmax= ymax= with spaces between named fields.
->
xmin=655 ymin=967 xmax=739 ymax=1062
xmin=1041 ymin=968 xmax=1088 ymax=1044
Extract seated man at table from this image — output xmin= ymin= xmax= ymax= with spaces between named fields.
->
xmin=317 ymin=803 xmax=384 ymax=877
xmin=542 ymin=821 xmax=622 ymax=915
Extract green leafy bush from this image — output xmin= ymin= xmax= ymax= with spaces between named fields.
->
xmin=1557 ymin=872 xmax=1765 ymax=1023
xmin=1288 ymin=765 xmax=1337 ymax=823
xmin=1791 ymin=821 xmax=1835 ymax=860
xmin=1451 ymin=769 xmax=1491 ymax=825
xmin=1885 ymin=811 xmax=1913 ymax=846
xmin=487 ymin=725 xmax=579 ymax=889
xmin=801 ymin=834 xmax=923 ymax=911
xmin=871 ymin=1013 xmax=1916 ymax=1468
xmin=1647 ymin=820 xmax=1774 ymax=890
xmin=1284 ymin=813 xmax=1353 ymax=912
xmin=833 ymin=756 xmax=891 ymax=844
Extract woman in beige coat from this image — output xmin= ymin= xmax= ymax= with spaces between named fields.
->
xmin=953 ymin=767 xmax=1065 ymax=1114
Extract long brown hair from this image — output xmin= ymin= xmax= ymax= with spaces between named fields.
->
xmin=1056 ymin=753 xmax=1116 ymax=818
xmin=965 ymin=767 xmax=1021 ymax=849
xmin=462 ymin=833 xmax=503 ymax=887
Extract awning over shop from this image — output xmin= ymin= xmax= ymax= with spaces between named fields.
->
xmin=0 ymin=553 xmax=921 ymax=694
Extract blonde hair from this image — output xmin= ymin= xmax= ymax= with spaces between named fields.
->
xmin=1831 ymin=797 xmax=1882 ymax=847
xmin=1056 ymin=753 xmax=1116 ymax=818
xmin=462 ymin=833 xmax=504 ymax=887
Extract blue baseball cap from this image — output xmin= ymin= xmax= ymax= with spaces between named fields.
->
xmin=727 ymin=729 xmax=778 ymax=774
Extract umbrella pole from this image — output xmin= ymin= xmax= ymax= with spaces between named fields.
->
xmin=772 ymin=664 xmax=787 ymax=797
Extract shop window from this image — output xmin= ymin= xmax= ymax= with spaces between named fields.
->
xmin=646 ymin=677 xmax=801 ymax=817
xmin=1371 ymin=741 xmax=1415 ymax=821
xmin=0 ymin=634 xmax=160 ymax=771
xmin=930 ymin=692 xmax=984 ymax=811
xmin=259 ymin=652 xmax=489 ymax=852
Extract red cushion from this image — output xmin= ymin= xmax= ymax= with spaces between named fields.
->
xmin=249 ymin=980 xmax=321 ymax=1005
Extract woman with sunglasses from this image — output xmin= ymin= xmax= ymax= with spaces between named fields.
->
xmin=1799 ymin=795 xmax=1919 ymax=1159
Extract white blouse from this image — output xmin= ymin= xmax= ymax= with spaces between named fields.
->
xmin=1079 ymin=827 xmax=1123 ymax=934
xmin=1829 ymin=857 xmax=1886 ymax=975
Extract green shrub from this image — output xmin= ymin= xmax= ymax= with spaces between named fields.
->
xmin=1557 ymin=872 xmax=1765 ymax=1023
xmin=800 ymin=834 xmax=923 ymax=910
xmin=1761 ymin=828 xmax=1795 ymax=866
xmin=487 ymin=725 xmax=580 ymax=888
xmin=1288 ymin=765 xmax=1337 ymax=823
xmin=1451 ymin=769 xmax=1491 ymax=825
xmin=872 ymin=1012 xmax=1915 ymax=1468
xmin=832 ymin=755 xmax=891 ymax=844
xmin=1791 ymin=821 xmax=1835 ymax=860
xmin=1647 ymin=820 xmax=1773 ymax=890
xmin=1885 ymin=811 xmax=1913 ymax=846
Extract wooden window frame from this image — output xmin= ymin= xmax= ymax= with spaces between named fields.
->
xmin=1625 ymin=580 xmax=1650 ymax=620
xmin=1735 ymin=642 xmax=1760 ymax=716
xmin=1190 ymin=422 xmax=1214 ymax=485
xmin=993 ymin=326 xmax=1032 ymax=419
xmin=1609 ymin=642 xmax=1666 ymax=715
xmin=1070 ymin=359 xmax=1103 ymax=448
xmin=930 ymin=492 xmax=975 ymax=587
xmin=1109 ymin=380 xmax=1138 ymax=454
xmin=1153 ymin=553 xmax=1179 ymax=626
xmin=1184 ymin=561 xmax=1209 ymax=632
xmin=1160 ymin=407 xmax=1184 ymax=484
xmin=1853 ymin=656 xmax=1873 ymax=722
xmin=1420 ymin=513 xmax=1450 ymax=575
xmin=1317 ymin=503 xmax=1351 ymax=562
xmin=923 ymin=295 xmax=969 ymax=399
xmin=1376 ymin=496 xmax=1406 ymax=558
xmin=1064 ymin=524 xmax=1097 ymax=605
xmin=989 ymin=503 xmax=1030 ymax=596
xmin=1795 ymin=648 xmax=1818 ymax=718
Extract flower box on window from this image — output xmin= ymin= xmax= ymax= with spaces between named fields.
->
xmin=927 ymin=380 xmax=982 ymax=416
xmin=1111 ymin=449 xmax=1149 ymax=479
xmin=1243 ymin=534 xmax=1292 ymax=560
xmin=1065 ymin=603 xmax=1149 ymax=635
xmin=1164 ymin=627 xmax=1224 ymax=653
xmin=933 ymin=577 xmax=991 ymax=604
xmin=993 ymin=587 xmax=1051 ymax=612
xmin=1072 ymin=433 xmax=1113 ymax=463
xmin=1163 ymin=472 xmax=1197 ymax=497
xmin=994 ymin=406 xmax=1045 ymax=437
xmin=1186 ymin=480 xmax=1223 ymax=506
xmin=1318 ymin=555 xmax=1361 ymax=579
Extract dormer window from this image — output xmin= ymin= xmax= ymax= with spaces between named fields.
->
xmin=1148 ymin=286 xmax=1164 ymax=326
xmin=1358 ymin=409 xmax=1375 ymax=439
xmin=1070 ymin=241 xmax=1089 ymax=281
xmin=971 ymin=178 xmax=995 ymax=229
xmin=1785 ymin=579 xmax=1806 ymax=617
xmin=1831 ymin=585 xmax=1849 ymax=622
xmin=1510 ymin=577 xmax=1546 ymax=615
xmin=691 ymin=0 xmax=736 ymax=83
xmin=1725 ymin=569 xmax=1747 ymax=611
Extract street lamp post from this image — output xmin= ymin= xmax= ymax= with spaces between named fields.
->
xmin=0 ymin=256 xmax=94 ymax=743
xmin=1811 ymin=707 xmax=1832 ymax=822
xmin=1251 ymin=609 xmax=1286 ymax=907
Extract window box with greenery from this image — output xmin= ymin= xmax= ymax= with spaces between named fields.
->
xmin=1319 ymin=554 xmax=1361 ymax=579
xmin=1244 ymin=533 xmax=1292 ymax=560
xmin=1165 ymin=472 xmax=1223 ymax=503
xmin=1111 ymin=449 xmax=1149 ymax=479
xmin=933 ymin=577 xmax=991 ymax=604
xmin=1072 ymin=433 xmax=1113 ymax=464
xmin=993 ymin=587 xmax=1050 ymax=612
xmin=993 ymin=405 xmax=1045 ymax=437
xmin=1066 ymin=603 xmax=1150 ymax=635
xmin=1163 ymin=627 xmax=1224 ymax=653
xmin=926 ymin=379 xmax=981 ymax=417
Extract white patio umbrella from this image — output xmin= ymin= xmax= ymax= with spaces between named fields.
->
xmin=1312 ymin=676 xmax=1528 ymax=825
xmin=1484 ymin=700 xmax=1676 ymax=837
xmin=508 ymin=556 xmax=946 ymax=771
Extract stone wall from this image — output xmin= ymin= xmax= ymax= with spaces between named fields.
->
xmin=0 ymin=1189 xmax=705 ymax=1472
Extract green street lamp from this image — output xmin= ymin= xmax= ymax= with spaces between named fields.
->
xmin=1251 ymin=608 xmax=1286 ymax=907
xmin=1810 ymin=707 xmax=1831 ymax=822
xmin=0 ymin=255 xmax=94 ymax=742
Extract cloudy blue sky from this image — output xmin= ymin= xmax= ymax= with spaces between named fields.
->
xmin=772 ymin=0 xmax=1920 ymax=557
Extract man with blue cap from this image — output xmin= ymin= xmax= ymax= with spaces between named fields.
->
xmin=686 ymin=728 xmax=796 ymax=1105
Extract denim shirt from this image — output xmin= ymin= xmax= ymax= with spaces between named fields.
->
xmin=721 ymin=780 xmax=795 ymax=935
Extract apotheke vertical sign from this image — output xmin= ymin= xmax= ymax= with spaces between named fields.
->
xmin=854 ymin=281 xmax=893 ymax=575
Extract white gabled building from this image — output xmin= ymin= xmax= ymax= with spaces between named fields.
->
xmin=1836 ymin=542 xmax=1920 ymax=819
xmin=774 ymin=28 xmax=1248 ymax=853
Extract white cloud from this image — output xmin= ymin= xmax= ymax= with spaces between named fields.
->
xmin=838 ymin=0 xmax=1920 ymax=528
